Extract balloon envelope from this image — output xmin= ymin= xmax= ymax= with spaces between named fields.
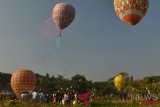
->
xmin=114 ymin=74 xmax=126 ymax=91
xmin=114 ymin=0 xmax=149 ymax=25
xmin=11 ymin=69 xmax=36 ymax=99
xmin=52 ymin=3 xmax=76 ymax=30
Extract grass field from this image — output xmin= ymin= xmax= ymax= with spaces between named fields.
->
xmin=0 ymin=99 xmax=159 ymax=107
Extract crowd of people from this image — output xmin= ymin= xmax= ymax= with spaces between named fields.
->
xmin=0 ymin=89 xmax=91 ymax=105
xmin=20 ymin=90 xmax=78 ymax=105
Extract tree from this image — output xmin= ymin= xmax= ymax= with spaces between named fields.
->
xmin=71 ymin=74 xmax=89 ymax=94
xmin=71 ymin=74 xmax=86 ymax=82
xmin=0 ymin=72 xmax=11 ymax=90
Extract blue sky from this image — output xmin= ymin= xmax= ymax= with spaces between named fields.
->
xmin=0 ymin=0 xmax=160 ymax=81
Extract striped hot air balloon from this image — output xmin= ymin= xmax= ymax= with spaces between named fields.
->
xmin=114 ymin=0 xmax=149 ymax=25
xmin=11 ymin=69 xmax=36 ymax=99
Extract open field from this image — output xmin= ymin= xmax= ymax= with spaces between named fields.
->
xmin=0 ymin=99 xmax=159 ymax=107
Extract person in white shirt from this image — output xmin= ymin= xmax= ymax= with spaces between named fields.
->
xmin=32 ymin=90 xmax=38 ymax=103
xmin=20 ymin=92 xmax=25 ymax=101
xmin=64 ymin=93 xmax=69 ymax=104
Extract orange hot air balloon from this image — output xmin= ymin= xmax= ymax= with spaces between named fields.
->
xmin=11 ymin=69 xmax=36 ymax=99
xmin=114 ymin=0 xmax=149 ymax=25
xmin=52 ymin=3 xmax=76 ymax=36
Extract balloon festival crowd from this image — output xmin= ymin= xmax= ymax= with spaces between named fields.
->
xmin=0 ymin=89 xmax=93 ymax=106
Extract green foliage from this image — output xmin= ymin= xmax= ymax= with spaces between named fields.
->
xmin=0 ymin=100 xmax=143 ymax=107
xmin=0 ymin=71 xmax=160 ymax=101
xmin=0 ymin=72 xmax=11 ymax=90
xmin=35 ymin=74 xmax=91 ymax=94
xmin=1 ymin=99 xmax=20 ymax=107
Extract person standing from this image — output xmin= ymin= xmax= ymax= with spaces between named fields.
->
xmin=20 ymin=92 xmax=25 ymax=101
xmin=32 ymin=90 xmax=38 ymax=103
xmin=39 ymin=91 xmax=45 ymax=103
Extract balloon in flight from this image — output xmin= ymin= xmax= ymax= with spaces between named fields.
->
xmin=52 ymin=3 xmax=76 ymax=36
xmin=114 ymin=0 xmax=149 ymax=25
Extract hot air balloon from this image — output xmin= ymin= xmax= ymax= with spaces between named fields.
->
xmin=114 ymin=74 xmax=126 ymax=92
xmin=114 ymin=0 xmax=149 ymax=25
xmin=52 ymin=3 xmax=75 ymax=36
xmin=52 ymin=3 xmax=76 ymax=47
xmin=11 ymin=69 xmax=36 ymax=99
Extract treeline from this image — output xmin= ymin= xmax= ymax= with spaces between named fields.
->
xmin=35 ymin=73 xmax=117 ymax=96
xmin=0 ymin=72 xmax=160 ymax=96
xmin=0 ymin=72 xmax=118 ymax=95
xmin=0 ymin=72 xmax=11 ymax=91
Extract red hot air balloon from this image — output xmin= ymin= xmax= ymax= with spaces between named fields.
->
xmin=11 ymin=69 xmax=36 ymax=99
xmin=114 ymin=0 xmax=149 ymax=25
xmin=52 ymin=3 xmax=76 ymax=36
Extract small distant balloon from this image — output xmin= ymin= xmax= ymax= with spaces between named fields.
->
xmin=52 ymin=3 xmax=76 ymax=47
xmin=114 ymin=0 xmax=149 ymax=25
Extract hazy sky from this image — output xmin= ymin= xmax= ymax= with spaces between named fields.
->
xmin=0 ymin=0 xmax=160 ymax=81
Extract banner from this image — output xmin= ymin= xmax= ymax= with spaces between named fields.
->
xmin=78 ymin=92 xmax=91 ymax=104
